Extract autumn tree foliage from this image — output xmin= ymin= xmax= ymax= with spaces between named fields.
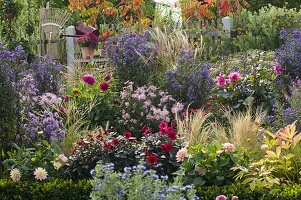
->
xmin=69 ymin=0 xmax=150 ymax=27
xmin=180 ymin=0 xmax=249 ymax=21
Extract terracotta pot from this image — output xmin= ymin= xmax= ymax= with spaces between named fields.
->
xmin=81 ymin=47 xmax=96 ymax=59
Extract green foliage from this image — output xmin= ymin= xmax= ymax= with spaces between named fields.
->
xmin=0 ymin=69 xmax=19 ymax=177
xmin=215 ymin=57 xmax=280 ymax=112
xmin=90 ymin=162 xmax=198 ymax=200
xmin=290 ymin=88 xmax=301 ymax=124
xmin=2 ymin=141 xmax=67 ymax=180
xmin=196 ymin=183 xmax=301 ymax=200
xmin=180 ymin=144 xmax=250 ymax=187
xmin=0 ymin=179 xmax=91 ymax=200
xmin=232 ymin=5 xmax=301 ymax=52
xmin=248 ymin=1 xmax=301 ymax=12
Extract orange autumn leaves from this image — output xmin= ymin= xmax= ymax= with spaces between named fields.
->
xmin=180 ymin=0 xmax=249 ymax=20
xmin=69 ymin=0 xmax=148 ymax=27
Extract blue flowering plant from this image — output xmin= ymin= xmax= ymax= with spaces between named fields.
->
xmin=104 ymin=31 xmax=157 ymax=87
xmin=276 ymin=29 xmax=301 ymax=80
xmin=90 ymin=162 xmax=199 ymax=200
xmin=165 ymin=49 xmax=213 ymax=108
xmin=21 ymin=110 xmax=66 ymax=144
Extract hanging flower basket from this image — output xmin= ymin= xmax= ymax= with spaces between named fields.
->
xmin=77 ymin=33 xmax=99 ymax=59
xmin=81 ymin=47 xmax=96 ymax=59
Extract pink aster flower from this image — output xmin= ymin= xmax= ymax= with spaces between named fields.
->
xmin=228 ymin=72 xmax=241 ymax=84
xmin=216 ymin=74 xmax=227 ymax=87
xmin=216 ymin=195 xmax=227 ymax=200
xmin=82 ymin=74 xmax=95 ymax=85
xmin=273 ymin=63 xmax=283 ymax=74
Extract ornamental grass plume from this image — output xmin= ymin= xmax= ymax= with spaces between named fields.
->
xmin=176 ymin=109 xmax=228 ymax=145
xmin=33 ymin=167 xmax=48 ymax=181
xmin=10 ymin=168 xmax=21 ymax=182
xmin=227 ymin=107 xmax=266 ymax=150
xmin=149 ymin=26 xmax=198 ymax=68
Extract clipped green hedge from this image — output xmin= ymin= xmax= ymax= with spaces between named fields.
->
xmin=248 ymin=0 xmax=301 ymax=12
xmin=0 ymin=179 xmax=91 ymax=200
xmin=197 ymin=184 xmax=301 ymax=200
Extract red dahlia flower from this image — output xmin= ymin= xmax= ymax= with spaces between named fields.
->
xmin=99 ymin=82 xmax=109 ymax=91
xmin=112 ymin=138 xmax=120 ymax=146
xmin=147 ymin=154 xmax=158 ymax=166
xmin=123 ymin=131 xmax=132 ymax=139
xmin=161 ymin=143 xmax=173 ymax=152
xmin=167 ymin=130 xmax=177 ymax=140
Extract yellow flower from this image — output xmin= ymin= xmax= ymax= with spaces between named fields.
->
xmin=72 ymin=88 xmax=81 ymax=96
xmin=53 ymin=161 xmax=62 ymax=170
xmin=33 ymin=167 xmax=48 ymax=181
xmin=10 ymin=168 xmax=21 ymax=182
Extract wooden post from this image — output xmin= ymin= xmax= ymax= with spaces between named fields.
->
xmin=66 ymin=26 xmax=75 ymax=69
xmin=222 ymin=16 xmax=233 ymax=38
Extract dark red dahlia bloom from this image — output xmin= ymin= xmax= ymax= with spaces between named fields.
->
xmin=99 ymin=82 xmax=109 ymax=91
xmin=82 ymin=74 xmax=96 ymax=85
xmin=112 ymin=138 xmax=120 ymax=146
xmin=123 ymin=131 xmax=132 ymax=139
xmin=103 ymin=141 xmax=113 ymax=151
xmin=161 ymin=143 xmax=173 ymax=152
xmin=147 ymin=154 xmax=157 ymax=166
xmin=167 ymin=130 xmax=177 ymax=140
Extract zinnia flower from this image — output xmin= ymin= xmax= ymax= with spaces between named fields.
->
xmin=222 ymin=143 xmax=236 ymax=153
xmin=99 ymin=82 xmax=109 ymax=91
xmin=123 ymin=131 xmax=131 ymax=139
xmin=58 ymin=154 xmax=68 ymax=163
xmin=216 ymin=195 xmax=227 ymax=200
xmin=161 ymin=143 xmax=173 ymax=152
xmin=82 ymin=74 xmax=95 ymax=85
xmin=147 ymin=154 xmax=158 ymax=166
xmin=176 ymin=148 xmax=188 ymax=162
xmin=10 ymin=168 xmax=21 ymax=182
xmin=228 ymin=72 xmax=240 ymax=84
xmin=216 ymin=74 xmax=227 ymax=87
xmin=33 ymin=167 xmax=48 ymax=181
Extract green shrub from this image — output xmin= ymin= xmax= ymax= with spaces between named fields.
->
xmin=248 ymin=1 xmax=301 ymax=12
xmin=0 ymin=179 xmax=91 ymax=200
xmin=233 ymin=5 xmax=301 ymax=52
xmin=197 ymin=184 xmax=301 ymax=200
xmin=0 ymin=69 xmax=19 ymax=177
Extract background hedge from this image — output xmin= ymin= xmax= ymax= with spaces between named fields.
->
xmin=248 ymin=0 xmax=301 ymax=12
xmin=0 ymin=179 xmax=91 ymax=200
xmin=197 ymin=184 xmax=301 ymax=200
